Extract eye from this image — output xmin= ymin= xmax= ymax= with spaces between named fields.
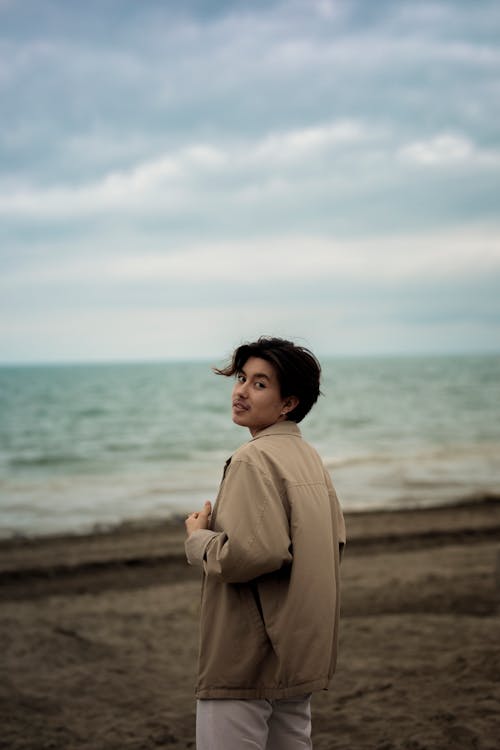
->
xmin=255 ymin=381 xmax=266 ymax=389
xmin=236 ymin=373 xmax=246 ymax=383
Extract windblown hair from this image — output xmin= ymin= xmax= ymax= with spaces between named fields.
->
xmin=214 ymin=336 xmax=322 ymax=423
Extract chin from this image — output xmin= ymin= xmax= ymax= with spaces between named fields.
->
xmin=232 ymin=413 xmax=248 ymax=427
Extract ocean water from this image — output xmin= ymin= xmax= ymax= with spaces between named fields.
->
xmin=0 ymin=355 xmax=499 ymax=538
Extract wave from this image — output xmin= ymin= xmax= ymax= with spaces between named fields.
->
xmin=9 ymin=454 xmax=87 ymax=468
xmin=324 ymin=441 xmax=500 ymax=471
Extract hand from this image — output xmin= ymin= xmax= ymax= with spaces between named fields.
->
xmin=185 ymin=501 xmax=212 ymax=538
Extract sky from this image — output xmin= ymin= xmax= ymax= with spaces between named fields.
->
xmin=1 ymin=0 xmax=499 ymax=363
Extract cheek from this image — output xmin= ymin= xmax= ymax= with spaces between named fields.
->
xmin=265 ymin=393 xmax=284 ymax=411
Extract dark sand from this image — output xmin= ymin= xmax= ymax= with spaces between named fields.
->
xmin=1 ymin=498 xmax=499 ymax=749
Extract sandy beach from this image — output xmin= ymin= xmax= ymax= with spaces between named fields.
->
xmin=1 ymin=497 xmax=499 ymax=750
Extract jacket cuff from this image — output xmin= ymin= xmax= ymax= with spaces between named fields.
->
xmin=185 ymin=529 xmax=219 ymax=567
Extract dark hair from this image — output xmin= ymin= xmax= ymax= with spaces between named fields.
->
xmin=214 ymin=336 xmax=322 ymax=423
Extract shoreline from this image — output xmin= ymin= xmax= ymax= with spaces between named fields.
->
xmin=1 ymin=495 xmax=499 ymax=602
xmin=2 ymin=490 xmax=499 ymax=544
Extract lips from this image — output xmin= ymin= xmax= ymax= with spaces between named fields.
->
xmin=232 ymin=399 xmax=249 ymax=411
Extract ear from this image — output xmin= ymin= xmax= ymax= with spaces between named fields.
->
xmin=281 ymin=395 xmax=299 ymax=416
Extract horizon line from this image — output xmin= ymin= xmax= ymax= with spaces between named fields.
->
xmin=1 ymin=349 xmax=499 ymax=368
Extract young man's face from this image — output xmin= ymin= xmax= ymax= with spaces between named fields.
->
xmin=231 ymin=356 xmax=297 ymax=436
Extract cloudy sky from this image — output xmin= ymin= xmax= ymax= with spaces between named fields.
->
xmin=1 ymin=0 xmax=499 ymax=363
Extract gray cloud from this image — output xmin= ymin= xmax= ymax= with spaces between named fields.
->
xmin=1 ymin=0 xmax=499 ymax=361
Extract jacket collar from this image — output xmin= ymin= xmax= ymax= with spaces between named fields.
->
xmin=250 ymin=421 xmax=302 ymax=441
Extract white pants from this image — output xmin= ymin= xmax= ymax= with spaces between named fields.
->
xmin=196 ymin=694 xmax=313 ymax=750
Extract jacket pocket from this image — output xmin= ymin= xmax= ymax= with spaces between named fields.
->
xmin=238 ymin=583 xmax=269 ymax=642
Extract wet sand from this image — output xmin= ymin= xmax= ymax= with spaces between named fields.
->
xmin=1 ymin=497 xmax=499 ymax=749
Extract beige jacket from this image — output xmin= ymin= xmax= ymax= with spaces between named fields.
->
xmin=185 ymin=421 xmax=346 ymax=700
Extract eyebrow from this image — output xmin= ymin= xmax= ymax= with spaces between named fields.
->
xmin=240 ymin=368 xmax=271 ymax=381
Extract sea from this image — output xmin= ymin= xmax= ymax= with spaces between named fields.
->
xmin=0 ymin=354 xmax=499 ymax=539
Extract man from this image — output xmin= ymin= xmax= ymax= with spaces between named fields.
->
xmin=185 ymin=337 xmax=345 ymax=749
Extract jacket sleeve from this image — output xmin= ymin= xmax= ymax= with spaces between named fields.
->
xmin=185 ymin=528 xmax=219 ymax=567
xmin=203 ymin=458 xmax=292 ymax=584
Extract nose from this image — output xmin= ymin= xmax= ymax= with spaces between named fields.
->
xmin=234 ymin=379 xmax=248 ymax=398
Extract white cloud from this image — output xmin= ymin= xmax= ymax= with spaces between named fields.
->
xmin=4 ymin=226 xmax=499 ymax=290
xmin=313 ymin=0 xmax=336 ymax=20
xmin=3 ymin=120 xmax=497 ymax=225
xmin=108 ymin=229 xmax=500 ymax=284
xmin=398 ymin=133 xmax=500 ymax=167
xmin=253 ymin=120 xmax=369 ymax=163
xmin=0 ymin=119 xmax=373 ymax=218
xmin=0 ymin=146 xmax=216 ymax=217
